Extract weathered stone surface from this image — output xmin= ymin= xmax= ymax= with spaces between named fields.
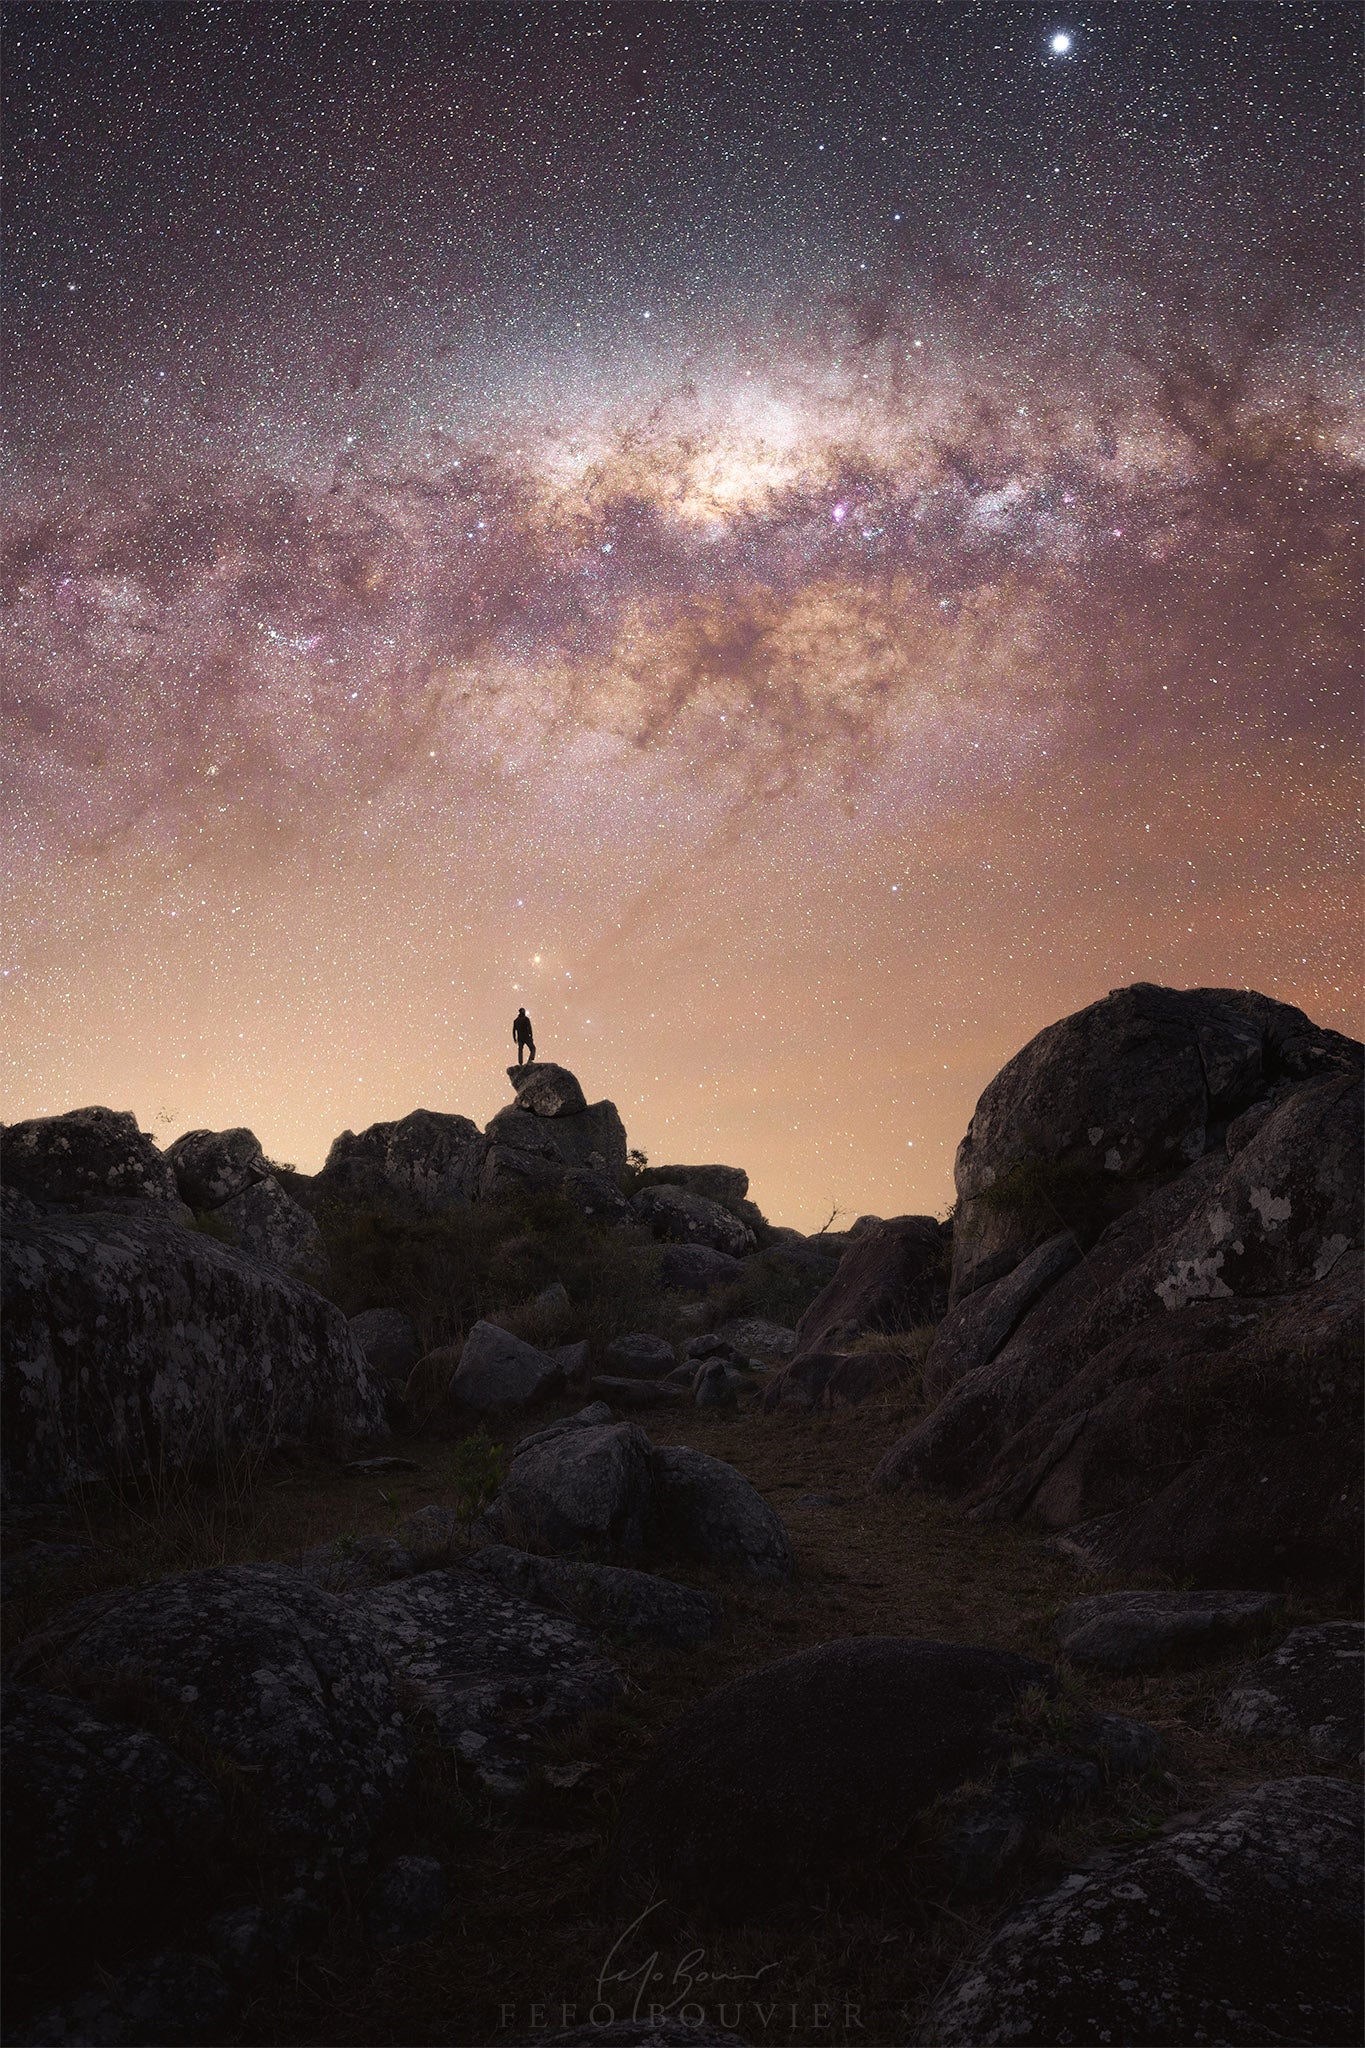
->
xmin=8 ymin=1565 xmax=413 ymax=1874
xmin=318 ymin=1108 xmax=484 ymax=1211
xmin=948 ymin=983 xmax=1357 ymax=1305
xmin=917 ymin=1777 xmax=1364 ymax=2048
xmin=293 ymin=1531 xmax=417 ymax=1594
xmin=761 ymin=1347 xmax=916 ymax=1411
xmin=1218 ymin=1622 xmax=1364 ymax=1763
xmin=451 ymin=1320 xmax=563 ymax=1415
xmin=924 ymin=1230 xmax=1082 ymax=1404
xmin=651 ymin=1446 xmax=793 ymax=1580
xmin=165 ymin=1126 xmax=269 ymax=1210
xmin=348 ymin=1306 xmax=422 ymax=1383
xmin=352 ymin=1571 xmax=617 ymax=1788
xmin=216 ymin=1173 xmax=324 ymax=1272
xmin=631 ymin=1184 xmax=755 ymax=1257
xmin=1054 ymin=1588 xmax=1282 ymax=1670
xmin=639 ymin=1163 xmax=750 ymax=1205
xmin=939 ymin=1753 xmax=1102 ymax=1895
xmin=506 ymin=1062 xmax=589 ymax=1117
xmin=657 ymin=1242 xmax=745 ymax=1292
xmin=468 ymin=1545 xmax=722 ymax=1646
xmin=1 ymin=1686 xmax=225 ymax=1965
xmin=605 ymin=1333 xmax=676 ymax=1378
xmin=486 ymin=1421 xmax=657 ymax=1556
xmin=792 ymin=1214 xmax=949 ymax=1356
xmin=2 ymin=1211 xmax=387 ymax=1499
xmin=709 ymin=1317 xmax=797 ymax=1359
xmin=692 ymin=1359 xmax=745 ymax=1408
xmin=364 ymin=1854 xmax=447 ymax=1949
xmin=482 ymin=1098 xmax=628 ymax=1190
xmin=1 ymin=1106 xmax=183 ymax=1215
xmin=559 ymin=1166 xmax=632 ymax=1226
xmin=610 ymin=1638 xmax=1056 ymax=1915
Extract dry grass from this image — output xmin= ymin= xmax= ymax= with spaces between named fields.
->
xmin=6 ymin=1353 xmax=1355 ymax=2047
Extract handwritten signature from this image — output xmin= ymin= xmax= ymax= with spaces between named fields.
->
xmin=596 ymin=1902 xmax=781 ymax=2021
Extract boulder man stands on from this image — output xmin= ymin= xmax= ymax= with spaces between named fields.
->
xmin=513 ymin=1007 xmax=536 ymax=1066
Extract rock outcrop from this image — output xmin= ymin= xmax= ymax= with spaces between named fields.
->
xmin=165 ymin=1125 xmax=269 ymax=1209
xmin=467 ymin=1546 xmax=722 ymax=1646
xmin=506 ymin=1062 xmax=589 ymax=1117
xmin=791 ymin=1214 xmax=950 ymax=1356
xmin=2 ymin=1210 xmax=387 ymax=1498
xmin=918 ymin=1776 xmax=1363 ymax=2047
xmin=2 ymin=1107 xmax=184 ymax=1214
xmin=876 ymin=986 xmax=1363 ymax=1588
xmin=1053 ymin=1588 xmax=1282 ymax=1671
xmin=630 ymin=1183 xmax=756 ymax=1258
xmin=1218 ymin=1622 xmax=1364 ymax=1764
xmin=317 ymin=1108 xmax=485 ymax=1210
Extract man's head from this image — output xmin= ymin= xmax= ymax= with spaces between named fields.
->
xmin=516 ymin=1007 xmax=527 ymax=1018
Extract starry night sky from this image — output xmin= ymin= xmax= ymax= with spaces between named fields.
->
xmin=3 ymin=2 xmax=1360 ymax=1226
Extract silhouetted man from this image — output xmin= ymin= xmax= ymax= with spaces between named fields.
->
xmin=513 ymin=1007 xmax=536 ymax=1065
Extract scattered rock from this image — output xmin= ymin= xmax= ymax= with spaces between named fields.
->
xmin=1218 ymin=1622 xmax=1364 ymax=1763
xmin=1054 ymin=1588 xmax=1283 ymax=1671
xmin=318 ymin=1108 xmax=484 ymax=1211
xmin=610 ymin=1638 xmax=1057 ymax=1915
xmin=468 ymin=1546 xmax=722 ymax=1646
xmin=549 ymin=1338 xmax=592 ymax=1380
xmin=683 ymin=1333 xmax=747 ymax=1364
xmin=632 ymin=1184 xmax=756 ymax=1258
xmin=348 ymin=1307 xmax=422 ymax=1383
xmin=165 ymin=1126 xmax=269 ymax=1210
xmin=605 ymin=1332 xmax=676 ymax=1378
xmin=2 ymin=1210 xmax=387 ymax=1499
xmin=486 ymin=1421 xmax=657 ymax=1556
xmin=923 ymin=1230 xmax=1082 ymax=1403
xmin=506 ymin=1062 xmax=589 ymax=1117
xmin=2 ymin=1106 xmax=182 ymax=1213
xmin=792 ymin=1214 xmax=949 ymax=1357
xmin=658 ymin=1242 xmax=745 ymax=1292
xmin=651 ymin=1446 xmax=793 ymax=1580
xmin=451 ymin=1320 xmax=563 ymax=1415
xmin=351 ymin=1571 xmax=617 ymax=1789
xmin=364 ymin=1854 xmax=447 ymax=1949
xmin=917 ymin=1777 xmax=1364 ymax=2048
xmin=8 ymin=1564 xmax=412 ymax=1877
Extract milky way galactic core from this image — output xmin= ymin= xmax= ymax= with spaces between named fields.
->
xmin=3 ymin=3 xmax=1359 ymax=1226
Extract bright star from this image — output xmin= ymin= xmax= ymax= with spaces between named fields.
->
xmin=1049 ymin=31 xmax=1074 ymax=56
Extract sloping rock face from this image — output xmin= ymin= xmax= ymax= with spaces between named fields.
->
xmin=609 ymin=1638 xmax=1058 ymax=1916
xmin=652 ymin=1446 xmax=794 ymax=1579
xmin=923 ymin=1231 xmax=1081 ymax=1404
xmin=1219 ymin=1623 xmax=1364 ymax=1764
xmin=792 ymin=1215 xmax=950 ymax=1357
xmin=2 ymin=1211 xmax=387 ymax=1498
xmin=348 ymin=1307 xmax=422 ymax=1384
xmin=877 ymin=988 xmax=1362 ymax=1588
xmin=2 ymin=1107 xmax=182 ymax=1212
xmin=481 ymin=1094 xmax=628 ymax=1197
xmin=451 ymin=1321 xmax=563 ymax=1415
xmin=630 ymin=1183 xmax=755 ymax=1257
xmin=918 ymin=1776 xmax=1363 ymax=2048
xmin=318 ymin=1108 xmax=484 ymax=1210
xmin=216 ymin=1173 xmax=324 ymax=1271
xmin=165 ymin=1126 xmax=268 ymax=1209
xmin=8 ymin=1565 xmax=413 ymax=1879
xmin=948 ymin=982 xmax=1357 ymax=1305
xmin=506 ymin=1062 xmax=588 ymax=1116
xmin=467 ymin=1546 xmax=722 ymax=1647
xmin=1054 ymin=1589 xmax=1281 ymax=1671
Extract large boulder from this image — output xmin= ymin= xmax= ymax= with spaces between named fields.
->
xmin=651 ymin=1446 xmax=793 ymax=1580
xmin=923 ymin=1230 xmax=1081 ymax=1404
xmin=948 ymin=983 xmax=1357 ymax=1305
xmin=631 ymin=1184 xmax=755 ymax=1258
xmin=486 ymin=1421 xmax=658 ymax=1556
xmin=467 ymin=1546 xmax=722 ymax=1647
xmin=351 ymin=1572 xmax=617 ymax=1795
xmin=348 ymin=1307 xmax=422 ymax=1384
xmin=2 ymin=1211 xmax=387 ymax=1499
xmin=480 ymin=1096 xmax=628 ymax=1194
xmin=2 ymin=1107 xmax=181 ymax=1212
xmin=917 ymin=1777 xmax=1363 ymax=2047
xmin=7 ymin=1565 xmax=413 ymax=1878
xmin=506 ymin=1062 xmax=588 ymax=1117
xmin=791 ymin=1215 xmax=950 ymax=1357
xmin=164 ymin=1126 xmax=269 ymax=1210
xmin=1218 ymin=1622 xmax=1364 ymax=1764
xmin=609 ymin=1638 xmax=1057 ymax=1916
xmin=317 ymin=1108 xmax=484 ymax=1211
xmin=450 ymin=1320 xmax=563 ymax=1415
xmin=639 ymin=1163 xmax=749 ymax=1206
xmin=1 ymin=1686 xmax=225 ymax=1971
xmin=657 ymin=1242 xmax=745 ymax=1292
xmin=1053 ymin=1589 xmax=1282 ymax=1671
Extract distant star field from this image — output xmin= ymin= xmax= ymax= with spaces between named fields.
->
xmin=2 ymin=2 xmax=1360 ymax=1226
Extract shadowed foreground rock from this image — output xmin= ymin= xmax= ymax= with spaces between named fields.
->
xmin=609 ymin=1637 xmax=1058 ymax=1916
xmin=468 ymin=1545 xmax=722 ymax=1645
xmin=1218 ymin=1622 xmax=1364 ymax=1764
xmin=917 ymin=1777 xmax=1363 ymax=2046
xmin=2 ymin=1106 xmax=183 ymax=1212
xmin=1053 ymin=1588 xmax=1282 ymax=1670
xmin=791 ymin=1214 xmax=950 ymax=1356
xmin=1 ymin=1211 xmax=387 ymax=1498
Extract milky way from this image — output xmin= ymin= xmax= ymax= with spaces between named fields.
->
xmin=3 ymin=3 xmax=1359 ymax=1225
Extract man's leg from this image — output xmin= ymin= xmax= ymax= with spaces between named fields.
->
xmin=527 ymin=1038 xmax=536 ymax=1063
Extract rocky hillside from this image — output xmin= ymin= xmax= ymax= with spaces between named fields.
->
xmin=2 ymin=989 xmax=1360 ymax=2048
